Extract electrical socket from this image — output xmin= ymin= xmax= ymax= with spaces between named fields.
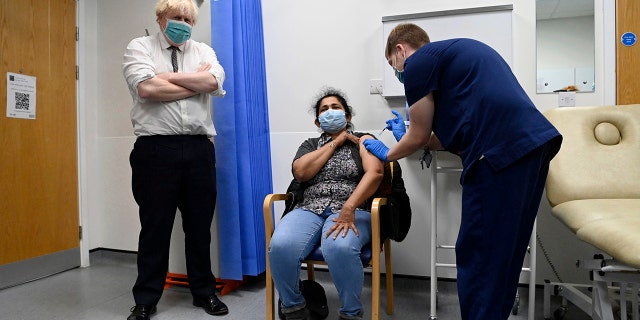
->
xmin=369 ymin=79 xmax=383 ymax=94
xmin=558 ymin=92 xmax=576 ymax=107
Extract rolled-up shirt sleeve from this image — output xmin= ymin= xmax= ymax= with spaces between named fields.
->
xmin=198 ymin=44 xmax=226 ymax=97
xmin=122 ymin=38 xmax=155 ymax=102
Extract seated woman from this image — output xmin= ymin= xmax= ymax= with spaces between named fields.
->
xmin=269 ymin=87 xmax=384 ymax=320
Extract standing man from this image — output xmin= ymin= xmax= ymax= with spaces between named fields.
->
xmin=363 ymin=23 xmax=562 ymax=320
xmin=122 ymin=0 xmax=228 ymax=319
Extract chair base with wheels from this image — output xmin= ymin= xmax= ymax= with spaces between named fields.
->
xmin=264 ymin=194 xmax=393 ymax=320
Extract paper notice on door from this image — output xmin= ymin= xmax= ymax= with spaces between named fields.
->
xmin=6 ymin=72 xmax=37 ymax=120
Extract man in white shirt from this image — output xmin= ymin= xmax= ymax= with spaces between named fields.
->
xmin=122 ymin=1 xmax=227 ymax=319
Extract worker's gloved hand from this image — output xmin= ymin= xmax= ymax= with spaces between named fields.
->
xmin=385 ymin=110 xmax=406 ymax=142
xmin=363 ymin=139 xmax=389 ymax=161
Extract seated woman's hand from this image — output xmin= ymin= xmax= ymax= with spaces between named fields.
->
xmin=326 ymin=209 xmax=359 ymax=239
xmin=334 ymin=131 xmax=361 ymax=147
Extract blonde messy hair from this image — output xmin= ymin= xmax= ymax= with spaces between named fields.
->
xmin=155 ymin=0 xmax=199 ymax=24
xmin=385 ymin=23 xmax=430 ymax=59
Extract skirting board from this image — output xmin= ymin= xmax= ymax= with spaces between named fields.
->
xmin=0 ymin=248 xmax=80 ymax=290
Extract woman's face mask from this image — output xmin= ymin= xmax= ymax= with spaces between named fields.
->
xmin=318 ymin=109 xmax=347 ymax=134
xmin=164 ymin=19 xmax=192 ymax=45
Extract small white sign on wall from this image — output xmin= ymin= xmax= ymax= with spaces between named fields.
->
xmin=6 ymin=72 xmax=37 ymax=120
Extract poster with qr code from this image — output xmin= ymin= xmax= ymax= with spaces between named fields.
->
xmin=6 ymin=72 xmax=37 ymax=120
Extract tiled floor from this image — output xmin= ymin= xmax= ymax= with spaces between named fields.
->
xmin=0 ymin=250 xmax=591 ymax=320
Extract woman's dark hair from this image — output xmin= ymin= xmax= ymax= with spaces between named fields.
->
xmin=311 ymin=86 xmax=355 ymax=130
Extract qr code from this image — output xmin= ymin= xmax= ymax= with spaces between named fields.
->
xmin=15 ymin=92 xmax=30 ymax=110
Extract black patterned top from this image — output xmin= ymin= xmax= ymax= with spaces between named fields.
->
xmin=293 ymin=132 xmax=368 ymax=215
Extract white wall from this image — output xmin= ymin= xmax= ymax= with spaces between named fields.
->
xmin=79 ymin=0 xmax=616 ymax=284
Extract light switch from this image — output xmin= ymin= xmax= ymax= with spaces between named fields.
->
xmin=369 ymin=79 xmax=383 ymax=94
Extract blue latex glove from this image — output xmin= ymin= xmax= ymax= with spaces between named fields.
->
xmin=363 ymin=139 xmax=389 ymax=161
xmin=385 ymin=110 xmax=406 ymax=142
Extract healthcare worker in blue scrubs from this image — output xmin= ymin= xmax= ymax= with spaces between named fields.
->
xmin=363 ymin=23 xmax=562 ymax=320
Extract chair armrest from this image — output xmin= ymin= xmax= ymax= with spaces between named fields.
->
xmin=263 ymin=193 xmax=290 ymax=320
xmin=370 ymin=197 xmax=388 ymax=255
xmin=263 ymin=193 xmax=291 ymax=240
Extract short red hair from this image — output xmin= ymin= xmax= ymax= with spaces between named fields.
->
xmin=385 ymin=23 xmax=430 ymax=59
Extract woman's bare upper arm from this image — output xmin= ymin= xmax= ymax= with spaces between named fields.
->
xmin=359 ymin=135 xmax=384 ymax=174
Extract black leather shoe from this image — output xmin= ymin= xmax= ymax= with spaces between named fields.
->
xmin=193 ymin=295 xmax=229 ymax=316
xmin=283 ymin=307 xmax=309 ymax=320
xmin=127 ymin=305 xmax=156 ymax=320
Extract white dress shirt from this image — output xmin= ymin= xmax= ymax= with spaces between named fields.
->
xmin=122 ymin=32 xmax=225 ymax=137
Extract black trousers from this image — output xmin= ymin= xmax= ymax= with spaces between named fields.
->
xmin=129 ymin=135 xmax=217 ymax=306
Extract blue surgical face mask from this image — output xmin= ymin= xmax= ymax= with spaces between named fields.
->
xmin=164 ymin=19 xmax=192 ymax=45
xmin=318 ymin=109 xmax=347 ymax=134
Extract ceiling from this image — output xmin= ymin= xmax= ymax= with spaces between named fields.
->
xmin=536 ymin=0 xmax=594 ymax=20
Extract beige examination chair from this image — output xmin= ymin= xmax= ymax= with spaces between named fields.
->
xmin=543 ymin=105 xmax=640 ymax=320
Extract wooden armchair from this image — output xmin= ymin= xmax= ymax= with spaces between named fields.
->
xmin=263 ymin=194 xmax=394 ymax=320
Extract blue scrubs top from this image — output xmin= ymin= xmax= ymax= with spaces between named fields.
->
xmin=403 ymin=38 xmax=561 ymax=182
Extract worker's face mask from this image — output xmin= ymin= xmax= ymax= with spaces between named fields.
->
xmin=394 ymin=67 xmax=404 ymax=84
xmin=393 ymin=52 xmax=405 ymax=84
xmin=164 ymin=19 xmax=192 ymax=45
xmin=318 ymin=109 xmax=347 ymax=134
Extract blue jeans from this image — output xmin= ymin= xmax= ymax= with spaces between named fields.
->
xmin=269 ymin=206 xmax=372 ymax=317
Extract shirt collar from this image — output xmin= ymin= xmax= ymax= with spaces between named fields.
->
xmin=157 ymin=32 xmax=185 ymax=51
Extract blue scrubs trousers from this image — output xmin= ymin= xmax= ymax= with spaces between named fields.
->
xmin=456 ymin=140 xmax=559 ymax=320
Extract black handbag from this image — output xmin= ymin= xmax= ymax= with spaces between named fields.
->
xmin=278 ymin=279 xmax=329 ymax=319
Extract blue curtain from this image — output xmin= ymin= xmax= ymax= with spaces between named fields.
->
xmin=211 ymin=0 xmax=272 ymax=280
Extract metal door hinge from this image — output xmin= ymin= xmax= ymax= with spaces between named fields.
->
xmin=79 ymin=226 xmax=83 ymax=240
xmin=76 ymin=65 xmax=79 ymax=80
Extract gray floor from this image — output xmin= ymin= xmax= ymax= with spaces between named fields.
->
xmin=0 ymin=250 xmax=591 ymax=320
